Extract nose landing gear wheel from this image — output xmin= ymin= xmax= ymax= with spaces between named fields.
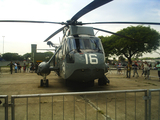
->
xmin=40 ymin=75 xmax=49 ymax=87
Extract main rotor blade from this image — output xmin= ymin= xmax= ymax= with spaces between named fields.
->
xmin=71 ymin=0 xmax=112 ymax=22
xmin=93 ymin=27 xmax=135 ymax=40
xmin=44 ymin=26 xmax=66 ymax=42
xmin=83 ymin=22 xmax=160 ymax=25
xmin=0 ymin=20 xmax=64 ymax=24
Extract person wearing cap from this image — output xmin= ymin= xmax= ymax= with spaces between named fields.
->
xmin=156 ymin=61 xmax=160 ymax=81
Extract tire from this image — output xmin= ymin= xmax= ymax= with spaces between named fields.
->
xmin=98 ymin=78 xmax=104 ymax=86
xmin=104 ymin=75 xmax=109 ymax=84
xmin=46 ymin=79 xmax=49 ymax=87
xmin=98 ymin=75 xmax=107 ymax=86
xmin=40 ymin=79 xmax=43 ymax=87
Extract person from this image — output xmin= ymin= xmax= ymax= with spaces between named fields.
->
xmin=143 ymin=61 xmax=150 ymax=79
xmin=132 ymin=61 xmax=139 ymax=77
xmin=149 ymin=64 xmax=152 ymax=70
xmin=29 ymin=62 xmax=32 ymax=72
xmin=141 ymin=63 xmax=144 ymax=76
xmin=126 ymin=61 xmax=132 ymax=78
xmin=117 ymin=62 xmax=122 ymax=74
xmin=14 ymin=62 xmax=17 ymax=73
xmin=23 ymin=63 xmax=26 ymax=72
xmin=35 ymin=62 xmax=39 ymax=73
xmin=17 ymin=62 xmax=21 ymax=73
xmin=139 ymin=64 xmax=141 ymax=70
xmin=26 ymin=63 xmax=29 ymax=72
xmin=156 ymin=61 xmax=160 ymax=81
xmin=7 ymin=61 xmax=14 ymax=74
xmin=30 ymin=62 xmax=34 ymax=73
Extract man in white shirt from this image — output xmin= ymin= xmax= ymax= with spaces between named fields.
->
xmin=14 ymin=62 xmax=17 ymax=73
xmin=143 ymin=61 xmax=150 ymax=79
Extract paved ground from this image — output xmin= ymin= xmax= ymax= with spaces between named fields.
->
xmin=0 ymin=68 xmax=160 ymax=120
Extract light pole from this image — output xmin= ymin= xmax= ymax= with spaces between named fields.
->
xmin=2 ymin=36 xmax=5 ymax=54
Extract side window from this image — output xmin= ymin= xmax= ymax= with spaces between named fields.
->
xmin=67 ymin=39 xmax=71 ymax=52
xmin=70 ymin=39 xmax=76 ymax=50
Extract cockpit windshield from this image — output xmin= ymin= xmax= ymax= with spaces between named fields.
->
xmin=67 ymin=38 xmax=103 ymax=52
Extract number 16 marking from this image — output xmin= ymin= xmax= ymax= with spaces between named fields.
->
xmin=85 ymin=54 xmax=98 ymax=64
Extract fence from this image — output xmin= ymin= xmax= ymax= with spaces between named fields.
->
xmin=148 ymin=89 xmax=160 ymax=120
xmin=0 ymin=95 xmax=8 ymax=120
xmin=0 ymin=89 xmax=160 ymax=120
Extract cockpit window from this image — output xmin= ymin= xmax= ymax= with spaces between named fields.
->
xmin=90 ymin=39 xmax=101 ymax=50
xmin=79 ymin=38 xmax=102 ymax=51
xmin=67 ymin=38 xmax=102 ymax=52
xmin=67 ymin=38 xmax=76 ymax=52
xmin=79 ymin=39 xmax=91 ymax=49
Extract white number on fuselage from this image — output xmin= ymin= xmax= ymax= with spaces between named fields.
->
xmin=85 ymin=54 xmax=98 ymax=64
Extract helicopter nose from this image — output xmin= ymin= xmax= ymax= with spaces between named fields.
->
xmin=37 ymin=62 xmax=50 ymax=75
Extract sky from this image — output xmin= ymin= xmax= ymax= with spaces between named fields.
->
xmin=0 ymin=0 xmax=160 ymax=58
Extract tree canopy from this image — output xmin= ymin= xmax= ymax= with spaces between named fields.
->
xmin=23 ymin=53 xmax=31 ymax=60
xmin=2 ymin=53 xmax=24 ymax=61
xmin=99 ymin=25 xmax=160 ymax=63
xmin=2 ymin=52 xmax=53 ymax=61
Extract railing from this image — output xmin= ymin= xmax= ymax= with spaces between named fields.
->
xmin=148 ymin=89 xmax=160 ymax=120
xmin=1 ymin=89 xmax=160 ymax=120
xmin=0 ymin=95 xmax=8 ymax=120
xmin=11 ymin=89 xmax=148 ymax=120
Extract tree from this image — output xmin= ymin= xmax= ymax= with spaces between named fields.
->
xmin=44 ymin=52 xmax=54 ymax=61
xmin=44 ymin=52 xmax=53 ymax=57
xmin=2 ymin=53 xmax=24 ymax=61
xmin=100 ymin=25 xmax=160 ymax=63
xmin=23 ymin=53 xmax=31 ymax=60
xmin=118 ymin=55 xmax=125 ymax=63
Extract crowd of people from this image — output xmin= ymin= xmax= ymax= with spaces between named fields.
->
xmin=7 ymin=61 xmax=39 ymax=74
xmin=112 ymin=61 xmax=160 ymax=81
xmin=7 ymin=60 xmax=160 ymax=81
xmin=125 ymin=61 xmax=160 ymax=81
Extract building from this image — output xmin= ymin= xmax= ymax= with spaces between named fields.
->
xmin=31 ymin=44 xmax=49 ymax=64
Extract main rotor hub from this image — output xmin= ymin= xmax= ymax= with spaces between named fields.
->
xmin=66 ymin=20 xmax=82 ymax=25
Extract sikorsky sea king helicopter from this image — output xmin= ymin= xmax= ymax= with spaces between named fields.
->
xmin=1 ymin=0 xmax=160 ymax=87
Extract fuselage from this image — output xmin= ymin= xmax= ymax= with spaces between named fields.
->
xmin=53 ymin=35 xmax=106 ymax=82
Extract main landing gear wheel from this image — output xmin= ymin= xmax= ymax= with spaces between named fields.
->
xmin=40 ymin=75 xmax=49 ymax=87
xmin=40 ymin=79 xmax=43 ymax=86
xmin=98 ymin=75 xmax=110 ymax=86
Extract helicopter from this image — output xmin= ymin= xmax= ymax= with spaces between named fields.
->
xmin=1 ymin=0 xmax=160 ymax=87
